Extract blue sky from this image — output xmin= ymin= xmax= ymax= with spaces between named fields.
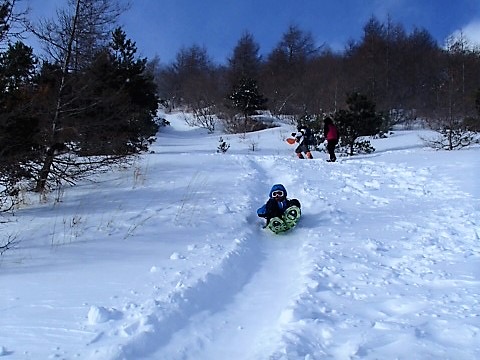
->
xmin=22 ymin=0 xmax=480 ymax=64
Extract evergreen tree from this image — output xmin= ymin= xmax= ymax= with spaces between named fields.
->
xmin=0 ymin=41 xmax=38 ymax=194
xmin=227 ymin=32 xmax=262 ymax=87
xmin=28 ymin=25 xmax=159 ymax=191
xmin=334 ymin=92 xmax=384 ymax=155
xmin=227 ymin=77 xmax=267 ymax=133
xmin=74 ymin=27 xmax=159 ymax=155
xmin=0 ymin=1 xmax=10 ymax=41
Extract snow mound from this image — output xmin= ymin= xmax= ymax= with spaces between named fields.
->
xmin=87 ymin=306 xmax=123 ymax=324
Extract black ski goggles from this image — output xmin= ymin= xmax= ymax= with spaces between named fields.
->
xmin=272 ymin=190 xmax=284 ymax=198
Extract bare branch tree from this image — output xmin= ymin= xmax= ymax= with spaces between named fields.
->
xmin=0 ymin=233 xmax=19 ymax=255
xmin=27 ymin=0 xmax=128 ymax=67
xmin=0 ymin=0 xmax=29 ymax=49
xmin=28 ymin=0 xmax=131 ymax=192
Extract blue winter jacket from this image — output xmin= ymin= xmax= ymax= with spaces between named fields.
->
xmin=257 ymin=184 xmax=300 ymax=219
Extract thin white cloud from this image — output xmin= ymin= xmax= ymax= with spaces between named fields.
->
xmin=449 ymin=19 xmax=480 ymax=48
xmin=462 ymin=20 xmax=480 ymax=44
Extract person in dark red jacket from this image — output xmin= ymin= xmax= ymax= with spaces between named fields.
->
xmin=323 ymin=117 xmax=338 ymax=162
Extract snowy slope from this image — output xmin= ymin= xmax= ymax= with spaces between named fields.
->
xmin=0 ymin=113 xmax=479 ymax=360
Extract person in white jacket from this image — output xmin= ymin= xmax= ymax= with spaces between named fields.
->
xmin=291 ymin=126 xmax=313 ymax=159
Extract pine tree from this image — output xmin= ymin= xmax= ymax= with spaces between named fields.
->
xmin=334 ymin=92 xmax=384 ymax=155
xmin=227 ymin=77 xmax=267 ymax=134
xmin=0 ymin=41 xmax=38 ymax=194
xmin=74 ymin=27 xmax=159 ymax=155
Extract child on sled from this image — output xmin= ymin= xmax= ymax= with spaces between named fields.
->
xmin=257 ymin=184 xmax=301 ymax=233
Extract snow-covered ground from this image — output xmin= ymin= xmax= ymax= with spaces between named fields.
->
xmin=1 ymin=113 xmax=479 ymax=360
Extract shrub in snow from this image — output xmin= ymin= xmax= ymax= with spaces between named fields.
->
xmin=422 ymin=128 xmax=479 ymax=150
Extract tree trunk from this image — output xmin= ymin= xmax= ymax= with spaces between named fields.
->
xmin=35 ymin=148 xmax=56 ymax=192
xmin=34 ymin=0 xmax=81 ymax=192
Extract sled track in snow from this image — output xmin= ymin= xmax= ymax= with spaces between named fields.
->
xmin=148 ymin=155 xmax=318 ymax=359
xmin=89 ymin=233 xmax=263 ymax=359
xmin=88 ymin=155 xmax=318 ymax=360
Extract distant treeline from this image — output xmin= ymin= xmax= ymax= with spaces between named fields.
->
xmin=154 ymin=17 xmax=480 ymax=132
